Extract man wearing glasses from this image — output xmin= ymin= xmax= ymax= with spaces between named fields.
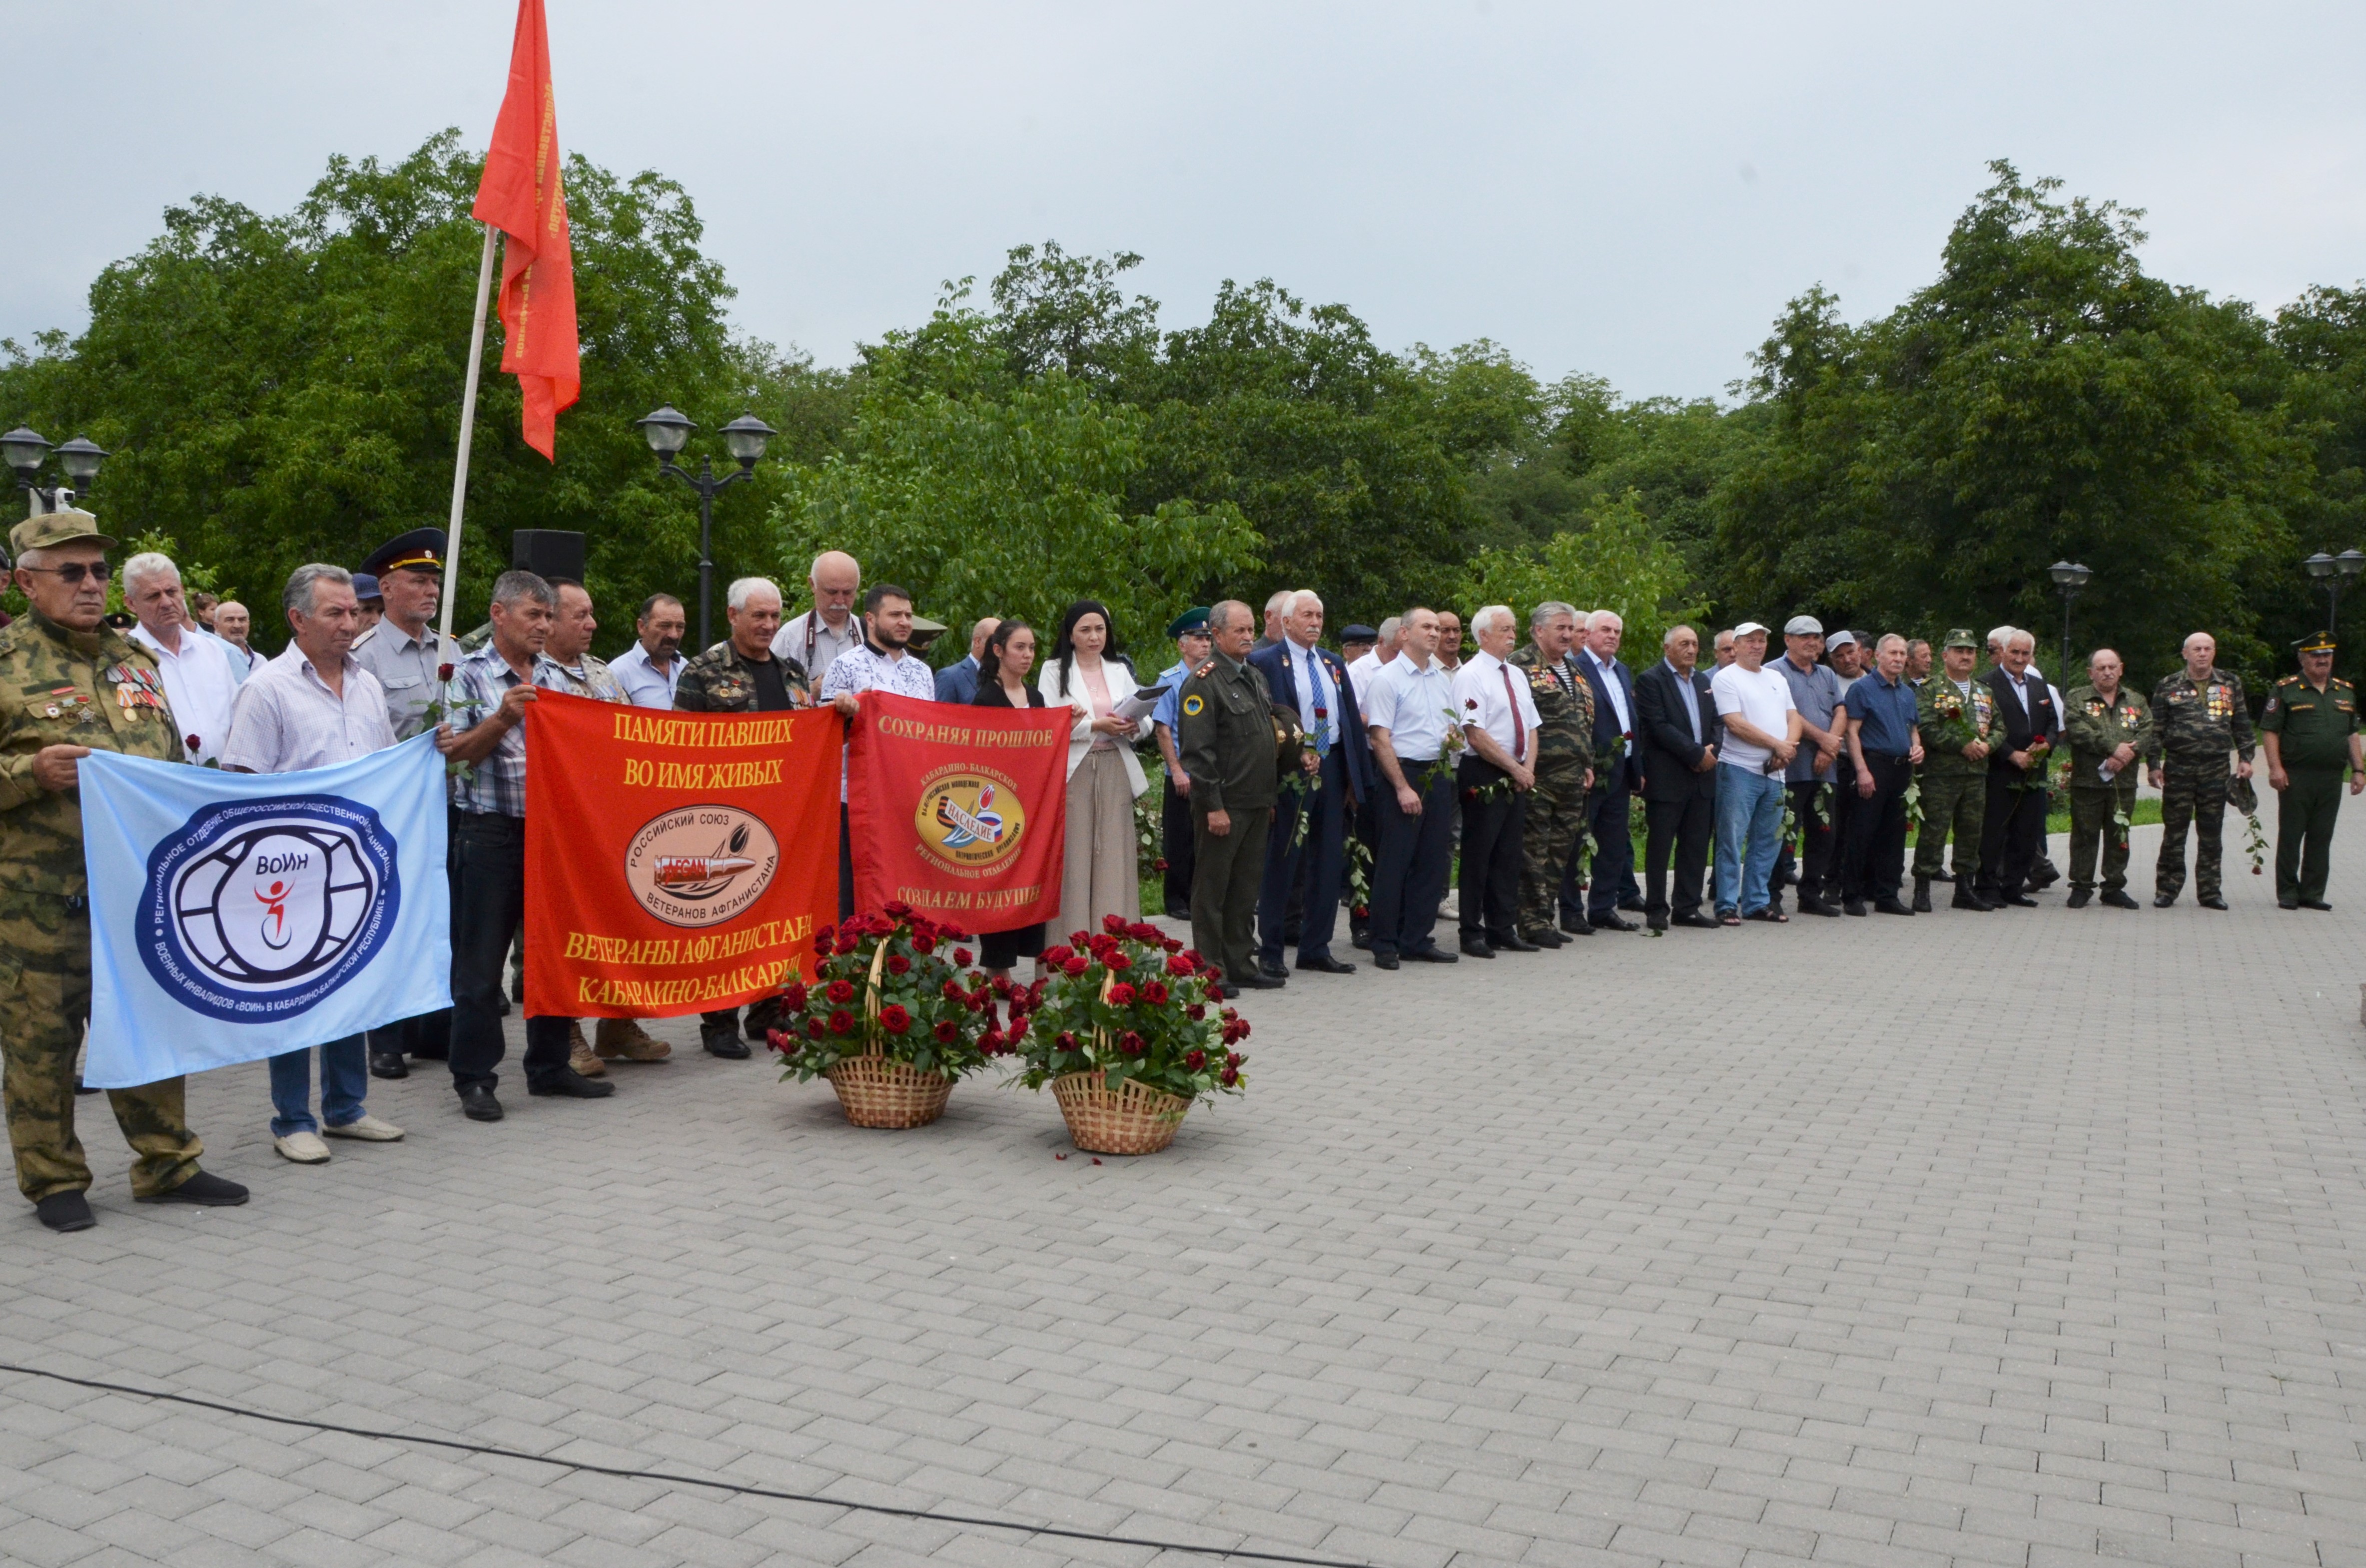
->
xmin=0 ymin=511 xmax=248 ymax=1232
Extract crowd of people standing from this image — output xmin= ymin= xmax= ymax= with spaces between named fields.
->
xmin=3 ymin=506 xmax=2359 ymax=1233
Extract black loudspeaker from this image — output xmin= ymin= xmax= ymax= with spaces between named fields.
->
xmin=511 ymin=529 xmax=585 ymax=584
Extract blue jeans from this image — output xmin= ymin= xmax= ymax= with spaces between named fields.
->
xmin=1713 ymin=767 xmax=1786 ymax=916
xmin=268 ymin=1034 xmax=367 ymax=1138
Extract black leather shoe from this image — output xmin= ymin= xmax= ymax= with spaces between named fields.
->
xmin=34 ymin=1191 xmax=95 ymax=1232
xmin=1931 ymin=868 xmax=1956 ymax=883
xmin=369 ymin=1052 xmax=409 ymax=1079
xmin=2303 ymin=898 xmax=2333 ymax=910
xmin=1296 ymin=955 xmax=1356 ymax=975
xmin=2002 ymin=893 xmax=2038 ymax=907
xmin=1590 ymin=913 xmax=1638 ymax=933
xmin=1952 ymin=890 xmax=1994 ymax=911
xmin=1405 ymin=945 xmax=1460 ymax=963
xmin=458 ymin=1083 xmax=504 ymax=1121
xmin=1617 ymin=896 xmax=1647 ymax=914
xmin=1493 ymin=934 xmax=1542 ymax=952
xmin=1238 ymin=972 xmax=1287 ymax=989
xmin=1672 ymin=912 xmax=1721 ymax=929
xmin=1164 ymin=907 xmax=1192 ymax=921
xmin=2154 ymin=893 xmax=2178 ymax=907
xmin=2198 ymin=894 xmax=2229 ymax=910
xmin=1372 ymin=952 xmax=1400 ymax=970
xmin=1798 ymin=897 xmax=1842 ymax=917
xmin=702 ymin=1026 xmax=751 ymax=1059
xmin=1460 ymin=939 xmax=1496 ymax=959
xmin=1558 ymin=915 xmax=1593 ymax=936
xmin=1912 ymin=879 xmax=1933 ymax=913
xmin=1520 ymin=928 xmax=1568 ymax=947
xmin=1646 ymin=914 xmax=1668 ymax=932
xmin=1257 ymin=963 xmax=1291 ymax=983
xmin=2101 ymin=890 xmax=2140 ymax=908
xmin=1217 ymin=983 xmax=1242 ymax=998
xmin=2278 ymin=895 xmax=2300 ymax=910
xmin=497 ymin=995 xmax=512 ymax=1017
xmin=1350 ymin=936 xmax=1373 ymax=950
xmin=2067 ymin=889 xmax=2093 ymax=908
xmin=137 ymin=1171 xmax=249 ymax=1207
xmin=1873 ymin=897 xmax=1915 ymax=916
xmin=529 ymin=1067 xmax=616 ymax=1098
xmin=1842 ymin=898 xmax=1867 ymax=917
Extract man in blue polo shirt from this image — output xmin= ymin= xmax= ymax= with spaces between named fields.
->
xmin=1838 ymin=633 xmax=1924 ymax=915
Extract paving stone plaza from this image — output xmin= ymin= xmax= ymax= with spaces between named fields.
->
xmin=6 ymin=817 xmax=2366 ymax=1568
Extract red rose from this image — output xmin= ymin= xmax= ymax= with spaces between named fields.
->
xmin=886 ymin=953 xmax=911 ymax=976
xmin=1102 ymin=914 xmax=1129 ymax=934
xmin=1180 ymin=948 xmax=1206 ymax=968
xmin=953 ymin=947 xmax=973 ymax=967
xmin=1128 ymin=922 xmax=1162 ymax=943
xmin=1142 ymin=980 xmax=1169 ymax=1005
xmin=1106 ymin=982 xmax=1137 ymax=1006
xmin=1068 ymin=930 xmax=1092 ymax=945
xmin=1118 ymin=1031 xmax=1145 ymax=1056
xmin=884 ymin=899 xmax=913 ymax=918
xmin=804 ymin=1018 xmax=826 ymax=1040
xmin=1062 ymin=955 xmax=1089 ymax=977
xmin=1006 ymin=1012 xmax=1029 ymax=1036
xmin=766 ymin=1028 xmax=791 ymax=1052
xmin=1165 ymin=954 xmax=1194 ymax=977
xmin=184 ymin=734 xmax=200 ymax=753
xmin=933 ymin=1019 xmax=958 ymax=1043
xmin=1106 ymin=951 xmax=1132 ymax=971
xmin=941 ymin=978 xmax=964 ymax=1000
xmin=781 ymin=982 xmax=809 ymax=1010
xmin=1162 ymin=937 xmax=1182 ymax=953
xmin=827 ymin=1008 xmax=854 ymax=1035
xmin=1219 ymin=1067 xmax=1239 ymax=1086
xmin=1351 ymin=904 xmax=1370 ymax=918
xmin=1041 ymin=945 xmax=1072 ymax=967
xmin=1153 ymin=858 xmax=1169 ymax=872
xmin=437 ymin=662 xmax=455 ymax=682
xmin=913 ymin=933 xmax=937 ymax=954
xmin=980 ymin=1028 xmax=1004 ymax=1053
xmin=826 ymin=979 xmax=856 ymax=1005
xmin=1225 ymin=1051 xmax=1243 ymax=1068
xmin=1056 ymin=1031 xmax=1078 ymax=1049
xmin=1184 ymin=1049 xmax=1207 ymax=1071
xmin=815 ymin=925 xmax=835 ymax=948
xmin=1185 ymin=1003 xmax=1206 ymax=1020
xmin=879 ymin=1003 xmax=911 ymax=1034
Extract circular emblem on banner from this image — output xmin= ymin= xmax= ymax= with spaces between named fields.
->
xmin=141 ymin=795 xmax=402 ymax=1022
xmin=623 ymin=804 xmax=781 ymax=928
xmin=915 ymin=766 xmax=1027 ymax=872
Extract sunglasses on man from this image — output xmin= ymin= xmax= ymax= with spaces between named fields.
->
xmin=18 ymin=560 xmax=111 ymax=585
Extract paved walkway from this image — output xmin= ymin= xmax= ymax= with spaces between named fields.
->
xmin=6 ymin=820 xmax=2366 ymax=1568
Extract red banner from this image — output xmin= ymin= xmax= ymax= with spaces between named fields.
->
xmin=846 ymin=691 xmax=1069 ymax=933
xmin=473 ymin=0 xmax=579 ymax=459
xmin=524 ymin=692 xmax=840 ymax=1017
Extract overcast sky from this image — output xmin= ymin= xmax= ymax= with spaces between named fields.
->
xmin=8 ymin=1 xmax=2363 ymax=402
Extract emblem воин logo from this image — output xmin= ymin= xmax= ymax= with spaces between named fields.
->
xmin=914 ymin=766 xmax=1027 ymax=873
xmin=623 ymin=804 xmax=781 ymax=928
xmin=142 ymin=796 xmax=401 ymax=1021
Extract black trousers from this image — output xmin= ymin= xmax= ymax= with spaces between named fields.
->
xmin=1781 ymin=778 xmax=1839 ymax=901
xmin=1159 ymin=774 xmax=1196 ymax=915
xmin=1642 ymin=793 xmax=1714 ymax=919
xmin=1457 ymin=758 xmax=1527 ymax=943
xmin=1978 ymin=773 xmax=2047 ymax=896
xmin=1578 ymin=785 xmax=1635 ymax=921
xmin=836 ymin=800 xmax=854 ymax=921
xmin=1829 ymin=753 xmax=1857 ymax=887
xmin=1260 ymin=749 xmax=1350 ymax=967
xmin=448 ymin=812 xmax=570 ymax=1091
xmin=1371 ymin=768 xmax=1457 ymax=955
xmin=1840 ymin=755 xmax=1913 ymax=901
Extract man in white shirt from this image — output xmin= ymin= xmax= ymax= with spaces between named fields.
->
xmin=121 ymin=552 xmax=243 ymax=765
xmin=609 ymin=593 xmax=688 ymax=710
xmin=821 ymin=584 xmax=938 ymax=918
xmin=1709 ymin=622 xmax=1803 ymax=922
xmin=1345 ymin=616 xmax=1401 ymax=706
xmin=220 ymin=565 xmax=406 ymax=1165
xmin=771 ymin=550 xmax=862 ymax=689
xmin=1451 ymin=604 xmax=1542 ymax=958
xmin=211 ymin=600 xmax=267 ymax=674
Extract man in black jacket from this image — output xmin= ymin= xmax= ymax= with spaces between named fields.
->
xmin=1633 ymin=624 xmax=1721 ymax=930
xmin=1977 ymin=628 xmax=2060 ymax=907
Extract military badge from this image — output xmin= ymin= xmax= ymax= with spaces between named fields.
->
xmin=1181 ymin=694 xmax=1205 ymax=717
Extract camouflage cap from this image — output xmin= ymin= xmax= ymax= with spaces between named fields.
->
xmin=8 ymin=508 xmax=116 ymax=558
xmin=1942 ymin=627 xmax=1980 ymax=650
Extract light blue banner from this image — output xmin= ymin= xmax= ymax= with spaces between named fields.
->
xmin=79 ymin=733 xmax=451 ymax=1087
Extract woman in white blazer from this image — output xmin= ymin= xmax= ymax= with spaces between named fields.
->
xmin=1039 ymin=599 xmax=1154 ymax=938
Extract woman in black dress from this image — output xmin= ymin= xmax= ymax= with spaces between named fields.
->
xmin=971 ymin=620 xmax=1048 ymax=978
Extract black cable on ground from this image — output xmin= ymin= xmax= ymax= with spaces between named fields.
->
xmin=0 ymin=1361 xmax=1373 ymax=1568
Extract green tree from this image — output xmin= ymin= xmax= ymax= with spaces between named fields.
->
xmin=1462 ymin=492 xmax=1709 ymax=663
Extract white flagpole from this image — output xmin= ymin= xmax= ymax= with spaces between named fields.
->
xmin=439 ymin=221 xmax=500 ymax=650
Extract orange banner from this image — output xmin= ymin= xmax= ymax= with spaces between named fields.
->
xmin=524 ymin=692 xmax=840 ymax=1017
xmin=845 ymin=691 xmax=1069 ymax=932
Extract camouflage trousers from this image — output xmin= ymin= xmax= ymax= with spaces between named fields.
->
xmin=2067 ymin=782 xmax=2138 ymax=892
xmin=2156 ymin=761 xmax=2229 ymax=900
xmin=1 ymin=897 xmax=200 ymax=1203
xmin=1909 ymin=771 xmax=1985 ymax=882
xmin=1518 ymin=770 xmax=1588 ymax=938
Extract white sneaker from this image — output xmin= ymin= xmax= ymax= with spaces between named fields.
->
xmin=322 ymin=1114 xmax=405 ymax=1142
xmin=274 ymin=1131 xmax=332 ymax=1164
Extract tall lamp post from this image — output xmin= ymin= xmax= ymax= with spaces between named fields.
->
xmin=634 ymin=406 xmax=778 ymax=651
xmin=2302 ymin=551 xmax=2366 ymax=664
xmin=3 ymin=427 xmax=109 ymax=523
xmin=2048 ymin=560 xmax=2092 ymax=682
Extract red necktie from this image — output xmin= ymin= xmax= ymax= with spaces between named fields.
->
xmin=1499 ymin=663 xmax=1526 ymax=762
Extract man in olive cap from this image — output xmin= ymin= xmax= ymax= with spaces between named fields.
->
xmin=1911 ymin=629 xmax=2002 ymax=911
xmin=0 ymin=511 xmax=248 ymax=1231
xmin=2260 ymin=631 xmax=2364 ymax=909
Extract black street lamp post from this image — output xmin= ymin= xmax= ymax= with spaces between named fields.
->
xmin=2048 ymin=560 xmax=2092 ymax=683
xmin=3 ymin=427 xmax=109 ymax=530
xmin=635 ymin=406 xmax=777 ymax=651
xmin=2302 ymin=551 xmax=2366 ymax=664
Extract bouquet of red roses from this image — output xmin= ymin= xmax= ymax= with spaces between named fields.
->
xmin=766 ymin=902 xmax=1015 ymax=1084
xmin=1010 ymin=914 xmax=1250 ymax=1103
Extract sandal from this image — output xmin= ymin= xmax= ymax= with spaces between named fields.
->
xmin=1718 ymin=911 xmax=1742 ymax=927
xmin=1743 ymin=907 xmax=1789 ymax=923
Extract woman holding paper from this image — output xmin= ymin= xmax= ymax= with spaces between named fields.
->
xmin=1040 ymin=600 xmax=1155 ymax=937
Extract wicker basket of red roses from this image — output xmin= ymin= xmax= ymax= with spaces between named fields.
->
xmin=766 ymin=903 xmax=1013 ymax=1128
xmin=1011 ymin=914 xmax=1249 ymax=1155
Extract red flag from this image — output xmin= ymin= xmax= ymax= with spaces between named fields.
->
xmin=472 ymin=0 xmax=579 ymax=461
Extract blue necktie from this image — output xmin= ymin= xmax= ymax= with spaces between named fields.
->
xmin=1305 ymin=650 xmax=1331 ymax=754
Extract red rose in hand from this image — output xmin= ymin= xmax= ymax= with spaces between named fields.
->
xmin=879 ymin=1003 xmax=911 ymax=1034
xmin=826 ymin=1008 xmax=855 ymax=1035
xmin=1106 ymin=981 xmax=1137 ymax=1006
xmin=184 ymin=734 xmax=200 ymax=753
xmin=437 ymin=662 xmax=455 ymax=682
xmin=1062 ymin=955 xmax=1089 ymax=977
xmin=826 ymin=979 xmax=856 ymax=1005
xmin=885 ymin=953 xmax=910 ymax=976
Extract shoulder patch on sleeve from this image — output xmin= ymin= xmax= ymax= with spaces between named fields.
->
xmin=1181 ymin=693 xmax=1205 ymax=717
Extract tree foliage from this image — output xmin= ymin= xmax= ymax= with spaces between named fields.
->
xmin=1462 ymin=492 xmax=1710 ymax=663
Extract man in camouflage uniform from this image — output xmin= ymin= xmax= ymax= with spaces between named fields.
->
xmin=673 ymin=577 xmax=809 ymax=1055
xmin=1511 ymin=603 xmax=1594 ymax=945
xmin=1911 ymin=629 xmax=2001 ymax=911
xmin=2146 ymin=631 xmax=2255 ymax=909
xmin=1 ymin=511 xmax=247 ymax=1232
xmin=2059 ymin=648 xmax=2152 ymax=909
xmin=2259 ymin=631 xmax=2363 ymax=910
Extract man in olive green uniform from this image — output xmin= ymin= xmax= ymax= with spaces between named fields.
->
xmin=2060 ymin=648 xmax=2152 ymax=908
xmin=1511 ymin=604 xmax=1595 ymax=945
xmin=2146 ymin=631 xmax=2255 ymax=909
xmin=2260 ymin=631 xmax=2363 ymax=910
xmin=1 ymin=511 xmax=246 ymax=1232
xmin=1178 ymin=601 xmax=1292 ymax=996
xmin=1911 ymin=629 xmax=2001 ymax=911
